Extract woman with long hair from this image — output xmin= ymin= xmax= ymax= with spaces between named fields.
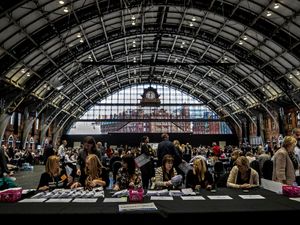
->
xmin=113 ymin=154 xmax=142 ymax=190
xmin=71 ymin=154 xmax=109 ymax=190
xmin=37 ymin=155 xmax=70 ymax=191
xmin=186 ymin=157 xmax=213 ymax=190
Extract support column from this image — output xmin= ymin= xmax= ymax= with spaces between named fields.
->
xmin=40 ymin=124 xmax=51 ymax=146
xmin=0 ymin=113 xmax=12 ymax=146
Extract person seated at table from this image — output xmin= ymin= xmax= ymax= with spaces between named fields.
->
xmin=186 ymin=157 xmax=213 ymax=190
xmin=71 ymin=154 xmax=109 ymax=190
xmin=113 ymin=154 xmax=142 ymax=191
xmin=227 ymin=156 xmax=259 ymax=189
xmin=155 ymin=154 xmax=180 ymax=189
xmin=37 ymin=155 xmax=71 ymax=191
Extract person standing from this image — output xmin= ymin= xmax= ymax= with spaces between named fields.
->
xmin=58 ymin=140 xmax=67 ymax=163
xmin=272 ymin=136 xmax=297 ymax=185
xmin=292 ymin=128 xmax=300 ymax=185
xmin=76 ymin=136 xmax=101 ymax=185
xmin=157 ymin=133 xmax=181 ymax=168
xmin=140 ymin=136 xmax=155 ymax=189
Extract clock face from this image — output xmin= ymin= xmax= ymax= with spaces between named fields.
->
xmin=145 ymin=90 xmax=156 ymax=99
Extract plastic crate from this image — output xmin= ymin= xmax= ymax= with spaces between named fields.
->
xmin=0 ymin=187 xmax=22 ymax=202
xmin=282 ymin=185 xmax=300 ymax=197
xmin=128 ymin=188 xmax=144 ymax=202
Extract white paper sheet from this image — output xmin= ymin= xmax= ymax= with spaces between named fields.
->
xmin=119 ymin=202 xmax=157 ymax=212
xmin=239 ymin=195 xmax=265 ymax=199
xmin=181 ymin=188 xmax=196 ymax=196
xmin=261 ymin=178 xmax=283 ymax=194
xmin=150 ymin=196 xmax=173 ymax=200
xmin=72 ymin=198 xmax=98 ymax=203
xmin=181 ymin=196 xmax=205 ymax=200
xmin=103 ymin=197 xmax=127 ymax=203
xmin=45 ymin=198 xmax=72 ymax=203
xmin=289 ymin=197 xmax=300 ymax=202
xmin=207 ymin=195 xmax=233 ymax=200
xmin=19 ymin=198 xmax=47 ymax=203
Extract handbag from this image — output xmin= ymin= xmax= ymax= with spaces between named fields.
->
xmin=0 ymin=177 xmax=17 ymax=190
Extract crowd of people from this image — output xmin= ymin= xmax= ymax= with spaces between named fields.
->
xmin=1 ymin=128 xmax=300 ymax=192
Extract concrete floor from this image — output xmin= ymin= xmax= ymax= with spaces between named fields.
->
xmin=13 ymin=165 xmax=45 ymax=189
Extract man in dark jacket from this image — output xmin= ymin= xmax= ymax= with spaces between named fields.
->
xmin=157 ymin=133 xmax=181 ymax=168
xmin=0 ymin=146 xmax=9 ymax=177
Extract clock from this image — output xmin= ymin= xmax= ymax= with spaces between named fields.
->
xmin=145 ymin=90 xmax=156 ymax=99
xmin=140 ymin=87 xmax=160 ymax=107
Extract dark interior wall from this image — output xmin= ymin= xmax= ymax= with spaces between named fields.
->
xmin=64 ymin=133 xmax=238 ymax=148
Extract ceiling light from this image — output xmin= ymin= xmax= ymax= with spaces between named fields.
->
xmin=96 ymin=70 xmax=100 ymax=75
xmin=131 ymin=15 xmax=135 ymax=20
xmin=266 ymin=85 xmax=270 ymax=89
xmin=63 ymin=7 xmax=69 ymax=13
xmin=289 ymin=74 xmax=293 ymax=79
xmin=133 ymin=57 xmax=136 ymax=63
xmin=88 ymin=55 xmax=92 ymax=59
xmin=266 ymin=11 xmax=272 ymax=17
xmin=243 ymin=35 xmax=247 ymax=40
xmin=296 ymin=71 xmax=300 ymax=76
xmin=274 ymin=3 xmax=279 ymax=9
xmin=132 ymin=21 xmax=136 ymax=26
xmin=189 ymin=22 xmax=193 ymax=27
xmin=43 ymin=84 xmax=47 ymax=88
xmin=262 ymin=87 xmax=265 ymax=92
xmin=180 ymin=45 xmax=184 ymax=48
xmin=21 ymin=68 xmax=26 ymax=73
xmin=77 ymin=33 xmax=81 ymax=38
xmin=47 ymin=86 xmax=51 ymax=91
xmin=58 ymin=1 xmax=64 ymax=4
xmin=239 ymin=40 xmax=243 ymax=45
xmin=192 ymin=17 xmax=196 ymax=22
xmin=79 ymin=38 xmax=84 ymax=43
xmin=133 ymin=43 xmax=136 ymax=47
xmin=26 ymin=72 xmax=30 ymax=77
xmin=169 ymin=70 xmax=172 ymax=74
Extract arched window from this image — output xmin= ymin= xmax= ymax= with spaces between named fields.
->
xmin=68 ymin=84 xmax=232 ymax=135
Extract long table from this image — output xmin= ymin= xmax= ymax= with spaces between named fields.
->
xmin=1 ymin=188 xmax=300 ymax=224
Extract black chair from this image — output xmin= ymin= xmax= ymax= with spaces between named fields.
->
xmin=213 ymin=161 xmax=225 ymax=185
xmin=250 ymin=160 xmax=261 ymax=184
xmin=112 ymin=161 xmax=122 ymax=184
xmin=262 ymin=159 xmax=273 ymax=180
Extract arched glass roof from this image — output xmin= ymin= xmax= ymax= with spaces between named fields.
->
xmin=0 ymin=0 xmax=300 ymax=133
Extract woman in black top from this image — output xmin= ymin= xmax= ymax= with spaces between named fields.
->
xmin=71 ymin=154 xmax=109 ymax=190
xmin=186 ymin=157 xmax=213 ymax=190
xmin=37 ymin=155 xmax=69 ymax=191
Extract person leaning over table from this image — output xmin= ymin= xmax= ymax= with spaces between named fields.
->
xmin=113 ymin=154 xmax=142 ymax=191
xmin=227 ymin=156 xmax=259 ymax=189
xmin=71 ymin=154 xmax=109 ymax=190
xmin=155 ymin=154 xmax=178 ymax=189
xmin=272 ymin=136 xmax=297 ymax=185
xmin=37 ymin=155 xmax=71 ymax=191
xmin=186 ymin=157 xmax=213 ymax=190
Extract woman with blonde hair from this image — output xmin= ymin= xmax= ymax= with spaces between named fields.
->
xmin=272 ymin=136 xmax=297 ymax=185
xmin=186 ymin=157 xmax=213 ymax=190
xmin=71 ymin=154 xmax=109 ymax=190
xmin=37 ymin=155 xmax=70 ymax=191
xmin=227 ymin=156 xmax=259 ymax=189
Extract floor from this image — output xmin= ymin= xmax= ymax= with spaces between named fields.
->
xmin=13 ymin=165 xmax=45 ymax=189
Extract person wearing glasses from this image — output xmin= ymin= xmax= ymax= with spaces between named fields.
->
xmin=227 ymin=156 xmax=259 ymax=189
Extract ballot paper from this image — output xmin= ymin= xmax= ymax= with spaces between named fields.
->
xmin=103 ymin=197 xmax=127 ymax=203
xmin=150 ymin=196 xmax=173 ymax=200
xmin=72 ymin=198 xmax=98 ymax=203
xmin=207 ymin=195 xmax=233 ymax=200
xmin=181 ymin=196 xmax=205 ymax=200
xmin=19 ymin=198 xmax=47 ymax=203
xmin=119 ymin=202 xmax=157 ymax=212
xmin=45 ymin=198 xmax=72 ymax=203
xmin=238 ymin=195 xmax=265 ymax=199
